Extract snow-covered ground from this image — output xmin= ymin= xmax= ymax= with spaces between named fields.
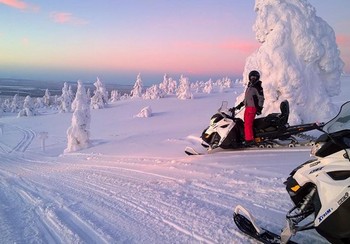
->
xmin=0 ymin=76 xmax=348 ymax=243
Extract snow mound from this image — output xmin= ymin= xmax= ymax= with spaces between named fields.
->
xmin=135 ymin=106 xmax=152 ymax=118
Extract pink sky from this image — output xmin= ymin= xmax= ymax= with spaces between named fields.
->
xmin=0 ymin=0 xmax=349 ymax=83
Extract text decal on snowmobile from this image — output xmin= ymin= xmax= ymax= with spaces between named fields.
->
xmin=309 ymin=160 xmax=321 ymax=167
xmin=338 ymin=192 xmax=349 ymax=206
xmin=318 ymin=208 xmax=333 ymax=223
xmin=309 ymin=166 xmax=324 ymax=174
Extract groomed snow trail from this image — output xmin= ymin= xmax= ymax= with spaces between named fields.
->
xmin=0 ymin=150 xmax=327 ymax=243
xmin=0 ymin=122 xmax=35 ymax=153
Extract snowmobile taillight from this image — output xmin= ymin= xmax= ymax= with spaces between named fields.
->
xmin=255 ymin=137 xmax=262 ymax=143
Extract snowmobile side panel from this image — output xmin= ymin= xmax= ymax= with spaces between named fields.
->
xmin=315 ymin=196 xmax=350 ymax=242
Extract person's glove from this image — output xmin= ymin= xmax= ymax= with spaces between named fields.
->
xmin=235 ymin=102 xmax=244 ymax=110
xmin=256 ymin=106 xmax=263 ymax=115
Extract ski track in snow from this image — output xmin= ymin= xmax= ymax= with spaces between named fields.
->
xmin=0 ymin=122 xmax=35 ymax=153
xmin=0 ymin=150 xmax=327 ymax=243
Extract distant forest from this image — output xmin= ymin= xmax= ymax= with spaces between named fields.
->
xmin=0 ymin=78 xmax=133 ymax=98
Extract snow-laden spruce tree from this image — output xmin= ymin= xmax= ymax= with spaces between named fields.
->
xmin=143 ymin=85 xmax=162 ymax=99
xmin=130 ymin=73 xmax=143 ymax=98
xmin=35 ymin=97 xmax=44 ymax=109
xmin=167 ymin=77 xmax=177 ymax=95
xmin=65 ymin=81 xmax=91 ymax=153
xmin=10 ymin=94 xmax=20 ymax=113
xmin=2 ymin=99 xmax=11 ymax=112
xmin=109 ymin=90 xmax=121 ymax=102
xmin=86 ymin=88 xmax=91 ymax=104
xmin=18 ymin=95 xmax=36 ymax=117
xmin=203 ymin=79 xmax=213 ymax=94
xmin=177 ymin=75 xmax=193 ymax=100
xmin=221 ymin=77 xmax=232 ymax=89
xmin=43 ymin=89 xmax=51 ymax=107
xmin=90 ymin=77 xmax=108 ymax=109
xmin=159 ymin=74 xmax=170 ymax=95
xmin=236 ymin=0 xmax=344 ymax=124
xmin=159 ymin=73 xmax=177 ymax=96
xmin=59 ymin=82 xmax=73 ymax=113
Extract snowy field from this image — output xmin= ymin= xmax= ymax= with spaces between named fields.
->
xmin=0 ymin=76 xmax=348 ymax=243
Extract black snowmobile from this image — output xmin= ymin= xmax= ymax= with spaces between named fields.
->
xmin=233 ymin=100 xmax=350 ymax=243
xmin=200 ymin=100 xmax=322 ymax=150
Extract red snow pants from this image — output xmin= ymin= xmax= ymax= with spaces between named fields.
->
xmin=244 ymin=106 xmax=257 ymax=141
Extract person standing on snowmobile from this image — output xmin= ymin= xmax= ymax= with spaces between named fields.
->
xmin=236 ymin=70 xmax=265 ymax=146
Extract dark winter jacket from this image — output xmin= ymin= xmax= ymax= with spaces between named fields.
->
xmin=244 ymin=80 xmax=264 ymax=110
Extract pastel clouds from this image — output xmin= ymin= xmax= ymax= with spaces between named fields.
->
xmin=336 ymin=34 xmax=350 ymax=46
xmin=219 ymin=39 xmax=260 ymax=53
xmin=173 ymin=39 xmax=259 ymax=55
xmin=0 ymin=0 xmax=38 ymax=11
xmin=50 ymin=12 xmax=88 ymax=25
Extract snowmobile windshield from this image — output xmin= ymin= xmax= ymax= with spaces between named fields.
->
xmin=317 ymin=101 xmax=350 ymax=158
xmin=323 ymin=101 xmax=350 ymax=134
xmin=217 ymin=101 xmax=232 ymax=117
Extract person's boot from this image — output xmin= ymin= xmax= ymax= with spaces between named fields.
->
xmin=244 ymin=140 xmax=256 ymax=147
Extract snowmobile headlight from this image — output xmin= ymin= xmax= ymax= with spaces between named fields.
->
xmin=210 ymin=118 xmax=216 ymax=126
xmin=310 ymin=143 xmax=323 ymax=156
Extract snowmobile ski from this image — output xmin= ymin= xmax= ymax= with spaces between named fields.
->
xmin=233 ymin=205 xmax=297 ymax=244
xmin=184 ymin=143 xmax=312 ymax=156
xmin=184 ymin=146 xmax=228 ymax=156
xmin=184 ymin=146 xmax=203 ymax=155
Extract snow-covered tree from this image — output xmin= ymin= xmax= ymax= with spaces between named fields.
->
xmin=59 ymin=82 xmax=73 ymax=113
xmin=2 ymin=98 xmax=11 ymax=112
xmin=86 ymin=88 xmax=92 ymax=104
xmin=236 ymin=0 xmax=344 ymax=124
xmin=222 ymin=77 xmax=232 ymax=89
xmin=159 ymin=74 xmax=172 ymax=96
xmin=43 ymin=89 xmax=51 ymax=107
xmin=191 ymin=80 xmax=202 ymax=93
xmin=109 ymin=90 xmax=121 ymax=102
xmin=90 ymin=77 xmax=108 ymax=109
xmin=35 ymin=97 xmax=44 ymax=109
xmin=143 ymin=85 xmax=162 ymax=99
xmin=167 ymin=77 xmax=177 ymax=95
xmin=10 ymin=94 xmax=20 ymax=113
xmin=52 ymin=95 xmax=59 ymax=109
xmin=203 ymin=79 xmax=213 ymax=94
xmin=65 ymin=81 xmax=91 ymax=153
xmin=176 ymin=75 xmax=193 ymax=100
xmin=120 ymin=93 xmax=129 ymax=100
xmin=68 ymin=85 xmax=74 ymax=101
xmin=130 ymin=73 xmax=143 ymax=98
xmin=18 ymin=95 xmax=36 ymax=117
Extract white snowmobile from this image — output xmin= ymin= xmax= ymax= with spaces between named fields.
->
xmin=188 ymin=100 xmax=321 ymax=154
xmin=233 ymin=101 xmax=350 ymax=243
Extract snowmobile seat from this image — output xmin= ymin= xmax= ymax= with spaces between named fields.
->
xmin=254 ymin=100 xmax=290 ymax=132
